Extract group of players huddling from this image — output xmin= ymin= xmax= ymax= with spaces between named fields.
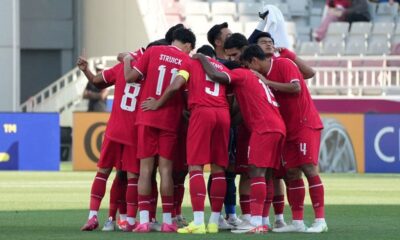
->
xmin=77 ymin=5 xmax=327 ymax=234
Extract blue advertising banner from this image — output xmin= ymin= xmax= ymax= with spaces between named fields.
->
xmin=365 ymin=114 xmax=400 ymax=173
xmin=0 ymin=113 xmax=60 ymax=171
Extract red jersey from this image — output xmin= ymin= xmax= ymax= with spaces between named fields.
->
xmin=228 ymin=68 xmax=286 ymax=135
xmin=179 ymin=57 xmax=229 ymax=110
xmin=133 ymin=45 xmax=189 ymax=132
xmin=266 ymin=58 xmax=323 ymax=139
xmin=102 ymin=59 xmax=142 ymax=146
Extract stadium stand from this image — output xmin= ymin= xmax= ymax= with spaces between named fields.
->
xmin=20 ymin=0 xmax=400 ymax=127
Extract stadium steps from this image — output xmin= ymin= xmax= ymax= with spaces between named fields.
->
xmin=20 ymin=56 xmax=117 ymax=127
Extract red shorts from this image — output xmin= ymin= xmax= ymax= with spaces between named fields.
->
xmin=121 ymin=144 xmax=140 ymax=174
xmin=98 ymin=136 xmax=140 ymax=174
xmin=186 ymin=107 xmax=230 ymax=167
xmin=248 ymin=132 xmax=284 ymax=169
xmin=283 ymin=128 xmax=321 ymax=169
xmin=274 ymin=162 xmax=286 ymax=178
xmin=174 ymin=122 xmax=188 ymax=172
xmin=98 ymin=137 xmax=123 ymax=169
xmin=235 ymin=124 xmax=251 ymax=174
xmin=137 ymin=125 xmax=178 ymax=161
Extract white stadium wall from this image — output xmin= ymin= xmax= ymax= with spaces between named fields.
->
xmin=81 ymin=0 xmax=149 ymax=58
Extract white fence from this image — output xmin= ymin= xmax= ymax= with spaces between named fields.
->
xmin=303 ymin=55 xmax=400 ymax=96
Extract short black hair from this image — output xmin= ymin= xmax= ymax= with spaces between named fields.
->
xmin=172 ymin=28 xmax=196 ymax=49
xmin=224 ymin=33 xmax=249 ymax=50
xmin=240 ymin=44 xmax=267 ymax=63
xmin=196 ymin=45 xmax=216 ymax=58
xmin=250 ymin=31 xmax=275 ymax=45
xmin=223 ymin=60 xmax=241 ymax=70
xmin=207 ymin=22 xmax=228 ymax=47
xmin=146 ymin=38 xmax=169 ymax=49
xmin=165 ymin=23 xmax=185 ymax=44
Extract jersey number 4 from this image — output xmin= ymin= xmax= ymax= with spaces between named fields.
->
xmin=120 ymin=83 xmax=141 ymax=112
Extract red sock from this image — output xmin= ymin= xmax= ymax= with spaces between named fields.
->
xmin=287 ymin=179 xmax=305 ymax=220
xmin=262 ymin=180 xmax=274 ymax=218
xmin=126 ymin=178 xmax=138 ymax=219
xmin=210 ymin=172 xmax=226 ymax=212
xmin=89 ymin=172 xmax=109 ymax=211
xmin=307 ymin=175 xmax=325 ymax=219
xmin=138 ymin=194 xmax=152 ymax=216
xmin=161 ymin=195 xmax=174 ymax=214
xmin=174 ymin=184 xmax=185 ymax=216
xmin=109 ymin=177 xmax=119 ymax=220
xmin=150 ymin=180 xmax=158 ymax=221
xmin=273 ymin=195 xmax=285 ymax=215
xmin=189 ymin=170 xmax=206 ymax=211
xmin=109 ymin=176 xmax=127 ymax=219
xmin=239 ymin=194 xmax=250 ymax=215
xmin=118 ymin=178 xmax=127 ymax=215
xmin=250 ymin=177 xmax=266 ymax=217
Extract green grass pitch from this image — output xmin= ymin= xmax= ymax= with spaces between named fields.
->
xmin=0 ymin=162 xmax=399 ymax=240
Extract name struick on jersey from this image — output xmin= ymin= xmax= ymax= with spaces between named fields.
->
xmin=159 ymin=54 xmax=182 ymax=65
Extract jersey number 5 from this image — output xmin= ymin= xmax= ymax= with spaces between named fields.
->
xmin=120 ymin=83 xmax=141 ymax=112
xmin=205 ymin=74 xmax=220 ymax=96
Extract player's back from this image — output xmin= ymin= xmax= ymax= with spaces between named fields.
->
xmin=183 ymin=58 xmax=229 ymax=110
xmin=230 ymin=68 xmax=285 ymax=135
xmin=134 ymin=45 xmax=189 ymax=132
xmin=267 ymin=58 xmax=322 ymax=135
xmin=103 ymin=61 xmax=141 ymax=146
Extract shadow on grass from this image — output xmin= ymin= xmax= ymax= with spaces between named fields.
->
xmin=1 ymin=205 xmax=399 ymax=240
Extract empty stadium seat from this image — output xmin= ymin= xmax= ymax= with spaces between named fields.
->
xmin=372 ymin=22 xmax=395 ymax=37
xmin=326 ymin=22 xmax=350 ymax=36
xmin=211 ymin=1 xmax=237 ymax=16
xmin=345 ymin=41 xmax=367 ymax=56
xmin=263 ymin=0 xmax=283 ymax=6
xmin=238 ymin=15 xmax=260 ymax=22
xmin=321 ymin=41 xmax=345 ymax=56
xmin=238 ymin=1 xmax=262 ymax=15
xmin=299 ymin=41 xmax=320 ymax=56
xmin=349 ymin=22 xmax=372 ymax=38
xmin=391 ymin=35 xmax=400 ymax=46
xmin=287 ymin=0 xmax=309 ymax=17
xmin=375 ymin=2 xmax=399 ymax=22
xmin=310 ymin=8 xmax=322 ymax=28
xmin=296 ymin=25 xmax=311 ymax=43
xmin=185 ymin=15 xmax=210 ymax=34
xmin=184 ymin=1 xmax=210 ymax=18
xmin=367 ymin=41 xmax=390 ymax=55
xmin=211 ymin=15 xmax=236 ymax=25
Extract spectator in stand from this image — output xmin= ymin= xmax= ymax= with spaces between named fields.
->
xmin=313 ymin=0 xmax=350 ymax=41
xmin=341 ymin=0 xmax=371 ymax=24
xmin=83 ymin=63 xmax=109 ymax=112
